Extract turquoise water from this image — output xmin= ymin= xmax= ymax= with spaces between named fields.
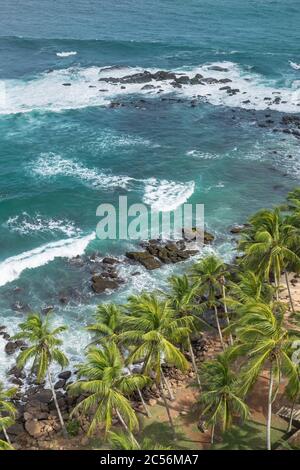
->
xmin=0 ymin=0 xmax=300 ymax=380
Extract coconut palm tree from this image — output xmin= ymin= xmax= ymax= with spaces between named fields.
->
xmin=86 ymin=303 xmax=123 ymax=346
xmin=166 ymin=274 xmax=201 ymax=388
xmin=69 ymin=342 xmax=149 ymax=444
xmin=0 ymin=383 xmax=17 ymax=447
xmin=233 ymin=302 xmax=299 ymax=450
xmin=107 ymin=430 xmax=172 ymax=450
xmin=14 ymin=313 xmax=69 ymax=437
xmin=120 ymin=293 xmax=191 ymax=435
xmin=239 ymin=208 xmax=300 ymax=311
xmin=199 ymin=351 xmax=249 ymax=444
xmin=87 ymin=303 xmax=151 ymax=417
xmin=228 ymin=270 xmax=274 ymax=307
xmin=0 ymin=438 xmax=14 ymax=450
xmin=285 ymin=367 xmax=300 ymax=432
xmin=190 ymin=255 xmax=231 ymax=349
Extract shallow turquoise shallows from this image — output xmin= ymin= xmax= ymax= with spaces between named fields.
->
xmin=0 ymin=0 xmax=299 ymax=380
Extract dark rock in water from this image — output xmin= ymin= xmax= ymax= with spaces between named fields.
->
xmin=190 ymin=74 xmax=204 ymax=84
xmin=171 ymin=81 xmax=182 ymax=89
xmin=230 ymin=224 xmax=249 ymax=234
xmin=201 ymin=77 xmax=219 ymax=84
xmin=99 ymin=89 xmax=108 ymax=92
xmin=242 ymin=100 xmax=251 ymax=104
xmin=11 ymin=301 xmax=31 ymax=313
xmin=54 ymin=379 xmax=66 ymax=390
xmin=219 ymin=85 xmax=231 ymax=91
xmin=0 ymin=325 xmax=6 ymax=332
xmin=58 ymin=370 xmax=71 ymax=381
xmin=227 ymin=88 xmax=240 ymax=95
xmin=5 ymin=341 xmax=18 ymax=355
xmin=91 ymin=275 xmax=120 ymax=293
xmin=126 ymin=251 xmax=161 ymax=270
xmin=10 ymin=377 xmax=23 ymax=386
xmin=207 ymin=65 xmax=229 ymax=72
xmin=102 ymin=257 xmax=119 ymax=265
xmin=8 ymin=366 xmax=25 ymax=379
xmin=108 ymin=101 xmax=124 ymax=109
xmin=218 ymin=78 xmax=232 ymax=84
xmin=174 ymin=75 xmax=190 ymax=85
xmin=141 ymin=84 xmax=156 ymax=90
xmin=182 ymin=228 xmax=214 ymax=244
xmin=62 ymin=83 xmax=71 ymax=86
xmin=121 ymin=70 xmax=152 ymax=84
xmin=152 ymin=70 xmax=176 ymax=81
xmin=41 ymin=305 xmax=53 ymax=315
xmin=1 ymin=332 xmax=10 ymax=340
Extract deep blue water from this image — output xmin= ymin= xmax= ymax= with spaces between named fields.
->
xmin=0 ymin=0 xmax=300 ymax=379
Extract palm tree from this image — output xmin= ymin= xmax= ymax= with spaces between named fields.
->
xmin=166 ymin=274 xmax=201 ymax=388
xmin=14 ymin=313 xmax=69 ymax=437
xmin=199 ymin=352 xmax=249 ymax=444
xmin=0 ymin=438 xmax=14 ymax=450
xmin=239 ymin=208 xmax=300 ymax=311
xmin=0 ymin=383 xmax=17 ymax=447
xmin=228 ymin=270 xmax=274 ymax=307
xmin=86 ymin=303 xmax=122 ymax=346
xmin=285 ymin=367 xmax=300 ymax=432
xmin=234 ymin=302 xmax=299 ymax=450
xmin=107 ymin=430 xmax=172 ymax=450
xmin=69 ymin=342 xmax=149 ymax=444
xmin=87 ymin=303 xmax=151 ymax=417
xmin=120 ymin=293 xmax=191 ymax=435
xmin=190 ymin=255 xmax=231 ymax=349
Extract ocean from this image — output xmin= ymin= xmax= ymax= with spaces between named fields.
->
xmin=0 ymin=0 xmax=300 ymax=381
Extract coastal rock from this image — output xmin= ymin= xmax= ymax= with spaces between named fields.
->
xmin=126 ymin=251 xmax=161 ymax=270
xmin=207 ymin=65 xmax=229 ymax=72
xmin=54 ymin=379 xmax=66 ymax=390
xmin=5 ymin=341 xmax=18 ymax=355
xmin=229 ymin=224 xmax=249 ymax=234
xmin=58 ymin=370 xmax=71 ymax=381
xmin=91 ymin=275 xmax=120 ymax=293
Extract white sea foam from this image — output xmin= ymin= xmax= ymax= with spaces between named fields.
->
xmin=32 ymin=153 xmax=134 ymax=190
xmin=0 ymin=233 xmax=94 ymax=287
xmin=56 ymin=51 xmax=77 ymax=58
xmin=289 ymin=61 xmax=300 ymax=70
xmin=1 ymin=61 xmax=299 ymax=115
xmin=143 ymin=178 xmax=195 ymax=212
xmin=6 ymin=213 xmax=81 ymax=237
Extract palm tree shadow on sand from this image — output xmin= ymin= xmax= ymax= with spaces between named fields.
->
xmin=139 ymin=422 xmax=197 ymax=450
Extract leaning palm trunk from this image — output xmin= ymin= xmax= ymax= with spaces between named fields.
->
xmin=2 ymin=427 xmax=11 ymax=446
xmin=161 ymin=369 xmax=175 ymax=401
xmin=115 ymin=410 xmax=140 ymax=448
xmin=48 ymin=370 xmax=68 ymax=438
xmin=221 ymin=284 xmax=233 ymax=346
xmin=214 ymin=306 xmax=225 ymax=351
xmin=159 ymin=379 xmax=176 ymax=437
xmin=284 ymin=271 xmax=295 ymax=314
xmin=274 ymin=269 xmax=280 ymax=302
xmin=137 ymin=387 xmax=151 ymax=418
xmin=187 ymin=336 xmax=201 ymax=390
xmin=211 ymin=422 xmax=215 ymax=445
xmin=287 ymin=397 xmax=296 ymax=433
xmin=267 ymin=363 xmax=274 ymax=450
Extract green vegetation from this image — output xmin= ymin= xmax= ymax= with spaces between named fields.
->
xmin=2 ymin=188 xmax=300 ymax=450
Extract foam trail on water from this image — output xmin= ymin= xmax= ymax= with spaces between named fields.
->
xmin=32 ymin=153 xmax=134 ymax=190
xmin=56 ymin=51 xmax=77 ymax=58
xmin=0 ymin=233 xmax=95 ymax=287
xmin=143 ymin=178 xmax=195 ymax=212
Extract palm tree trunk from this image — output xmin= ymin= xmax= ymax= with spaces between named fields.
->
xmin=222 ymin=284 xmax=233 ymax=346
xmin=187 ymin=336 xmax=201 ymax=390
xmin=2 ymin=426 xmax=11 ymax=445
xmin=115 ymin=409 xmax=140 ymax=449
xmin=48 ymin=370 xmax=68 ymax=438
xmin=137 ymin=387 xmax=151 ymax=418
xmin=159 ymin=380 xmax=176 ymax=437
xmin=211 ymin=422 xmax=215 ymax=445
xmin=161 ymin=369 xmax=175 ymax=401
xmin=214 ymin=306 xmax=225 ymax=351
xmin=267 ymin=363 xmax=274 ymax=451
xmin=274 ymin=270 xmax=279 ymax=302
xmin=284 ymin=271 xmax=295 ymax=314
xmin=287 ymin=397 xmax=296 ymax=433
